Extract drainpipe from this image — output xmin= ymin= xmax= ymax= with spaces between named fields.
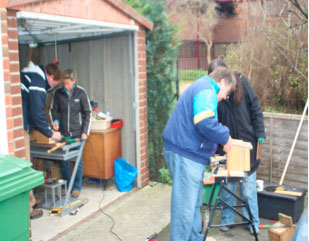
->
xmin=133 ymin=31 xmax=141 ymax=188
xmin=0 ymin=13 xmax=9 ymax=154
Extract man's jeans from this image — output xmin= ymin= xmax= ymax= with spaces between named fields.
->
xmin=164 ymin=148 xmax=205 ymax=241
xmin=60 ymin=158 xmax=83 ymax=192
xmin=220 ymin=171 xmax=260 ymax=232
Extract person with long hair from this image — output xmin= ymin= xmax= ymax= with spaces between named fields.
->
xmin=208 ymin=58 xmax=266 ymax=234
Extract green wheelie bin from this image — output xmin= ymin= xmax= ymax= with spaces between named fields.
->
xmin=0 ymin=154 xmax=44 ymax=241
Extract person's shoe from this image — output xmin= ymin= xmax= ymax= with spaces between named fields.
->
xmin=220 ymin=226 xmax=230 ymax=232
xmin=71 ymin=190 xmax=80 ymax=198
xmin=61 ymin=189 xmax=66 ymax=196
xmin=33 ymin=197 xmax=44 ymax=209
xmin=30 ymin=209 xmax=43 ymax=219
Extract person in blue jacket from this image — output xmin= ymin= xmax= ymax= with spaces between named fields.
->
xmin=20 ymin=61 xmax=62 ymax=219
xmin=208 ymin=58 xmax=266 ymax=235
xmin=163 ymin=66 xmax=235 ymax=241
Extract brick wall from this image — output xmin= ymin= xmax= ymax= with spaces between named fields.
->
xmin=137 ymin=29 xmax=149 ymax=187
xmin=1 ymin=9 xmax=25 ymax=158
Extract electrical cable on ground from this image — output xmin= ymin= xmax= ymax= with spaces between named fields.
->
xmin=86 ymin=139 xmax=123 ymax=241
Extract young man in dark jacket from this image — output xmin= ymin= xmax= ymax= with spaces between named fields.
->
xmin=20 ymin=61 xmax=62 ymax=219
xmin=208 ymin=59 xmax=266 ymax=234
xmin=163 ymin=66 xmax=235 ymax=241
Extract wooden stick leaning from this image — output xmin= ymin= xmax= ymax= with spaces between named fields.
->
xmin=279 ymin=99 xmax=308 ymax=185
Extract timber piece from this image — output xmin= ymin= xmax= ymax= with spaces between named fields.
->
xmin=274 ymin=190 xmax=303 ymax=197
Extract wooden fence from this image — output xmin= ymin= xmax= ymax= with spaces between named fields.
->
xmin=257 ymin=112 xmax=308 ymax=190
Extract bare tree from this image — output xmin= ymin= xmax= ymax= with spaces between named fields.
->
xmin=174 ymin=0 xmax=219 ymax=65
xmin=226 ymin=0 xmax=307 ymax=111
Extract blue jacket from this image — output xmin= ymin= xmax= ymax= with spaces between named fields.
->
xmin=20 ymin=62 xmax=53 ymax=137
xmin=163 ymin=76 xmax=230 ymax=165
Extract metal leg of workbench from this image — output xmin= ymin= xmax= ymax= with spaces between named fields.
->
xmin=203 ymin=179 xmax=259 ymax=241
xmin=61 ymin=141 xmax=87 ymax=216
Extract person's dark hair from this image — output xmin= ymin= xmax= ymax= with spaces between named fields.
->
xmin=209 ymin=66 xmax=236 ymax=91
xmin=231 ymin=71 xmax=243 ymax=106
xmin=208 ymin=58 xmax=227 ymax=74
xmin=45 ymin=63 xmax=62 ymax=80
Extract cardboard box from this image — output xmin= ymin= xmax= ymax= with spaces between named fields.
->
xmin=268 ymin=213 xmax=294 ymax=241
xmin=90 ymin=117 xmax=112 ymax=131
xmin=227 ymin=139 xmax=252 ymax=174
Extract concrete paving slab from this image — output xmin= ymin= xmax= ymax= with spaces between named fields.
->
xmin=57 ymin=183 xmax=172 ymax=241
xmin=31 ymin=178 xmax=128 ymax=241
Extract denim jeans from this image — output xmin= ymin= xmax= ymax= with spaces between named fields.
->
xmin=60 ymin=157 xmax=83 ymax=192
xmin=164 ymin=148 xmax=205 ymax=241
xmin=220 ymin=171 xmax=260 ymax=232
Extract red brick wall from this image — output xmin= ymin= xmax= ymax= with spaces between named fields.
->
xmin=1 ymin=9 xmax=25 ymax=158
xmin=137 ymin=29 xmax=149 ymax=187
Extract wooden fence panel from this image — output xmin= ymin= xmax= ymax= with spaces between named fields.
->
xmin=258 ymin=112 xmax=308 ymax=190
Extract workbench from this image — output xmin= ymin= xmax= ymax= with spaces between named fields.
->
xmin=30 ymin=141 xmax=88 ymax=216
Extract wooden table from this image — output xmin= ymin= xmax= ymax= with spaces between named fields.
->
xmin=82 ymin=128 xmax=122 ymax=180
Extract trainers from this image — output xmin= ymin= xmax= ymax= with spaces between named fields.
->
xmin=71 ymin=190 xmax=80 ymax=198
xmin=220 ymin=226 xmax=230 ymax=232
xmin=30 ymin=209 xmax=43 ymax=219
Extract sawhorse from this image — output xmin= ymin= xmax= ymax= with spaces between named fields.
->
xmin=203 ymin=176 xmax=258 ymax=241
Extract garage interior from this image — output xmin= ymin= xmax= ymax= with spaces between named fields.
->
xmin=16 ymin=10 xmax=141 ymax=240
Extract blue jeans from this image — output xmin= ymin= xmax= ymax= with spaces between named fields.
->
xmin=60 ymin=157 xmax=83 ymax=192
xmin=220 ymin=171 xmax=260 ymax=232
xmin=164 ymin=148 xmax=205 ymax=241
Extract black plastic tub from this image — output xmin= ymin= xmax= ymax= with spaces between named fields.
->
xmin=257 ymin=182 xmax=307 ymax=223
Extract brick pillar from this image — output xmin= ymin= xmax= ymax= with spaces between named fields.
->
xmin=1 ymin=8 xmax=14 ymax=155
xmin=5 ymin=9 xmax=25 ymax=158
xmin=137 ymin=29 xmax=149 ymax=187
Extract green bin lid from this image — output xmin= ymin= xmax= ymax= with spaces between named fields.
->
xmin=0 ymin=154 xmax=44 ymax=202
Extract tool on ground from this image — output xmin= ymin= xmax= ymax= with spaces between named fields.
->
xmin=47 ymin=142 xmax=66 ymax=153
xmin=259 ymin=224 xmax=291 ymax=229
xmin=49 ymin=198 xmax=86 ymax=215
xmin=145 ymin=233 xmax=157 ymax=241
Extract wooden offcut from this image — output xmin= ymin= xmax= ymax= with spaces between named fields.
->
xmin=226 ymin=139 xmax=252 ymax=174
xmin=31 ymin=130 xmax=56 ymax=144
xmin=268 ymin=213 xmax=294 ymax=241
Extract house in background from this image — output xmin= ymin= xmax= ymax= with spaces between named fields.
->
xmin=166 ymin=0 xmax=284 ymax=71
xmin=0 ymin=0 xmax=152 ymax=188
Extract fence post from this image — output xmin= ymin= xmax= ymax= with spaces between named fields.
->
xmin=269 ymin=115 xmax=273 ymax=183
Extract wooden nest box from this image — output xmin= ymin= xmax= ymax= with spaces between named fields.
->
xmin=227 ymin=139 xmax=252 ymax=175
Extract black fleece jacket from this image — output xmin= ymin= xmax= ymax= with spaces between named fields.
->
xmin=217 ymin=73 xmax=266 ymax=173
xmin=51 ymin=85 xmax=91 ymax=138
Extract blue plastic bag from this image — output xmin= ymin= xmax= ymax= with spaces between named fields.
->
xmin=114 ymin=157 xmax=137 ymax=192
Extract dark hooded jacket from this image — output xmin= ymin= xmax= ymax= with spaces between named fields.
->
xmin=217 ymin=73 xmax=266 ymax=173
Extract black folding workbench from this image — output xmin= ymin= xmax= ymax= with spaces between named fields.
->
xmin=203 ymin=176 xmax=258 ymax=241
xmin=30 ymin=141 xmax=88 ymax=216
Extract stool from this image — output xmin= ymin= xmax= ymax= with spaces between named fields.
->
xmin=42 ymin=180 xmax=67 ymax=209
xmin=203 ymin=176 xmax=258 ymax=241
